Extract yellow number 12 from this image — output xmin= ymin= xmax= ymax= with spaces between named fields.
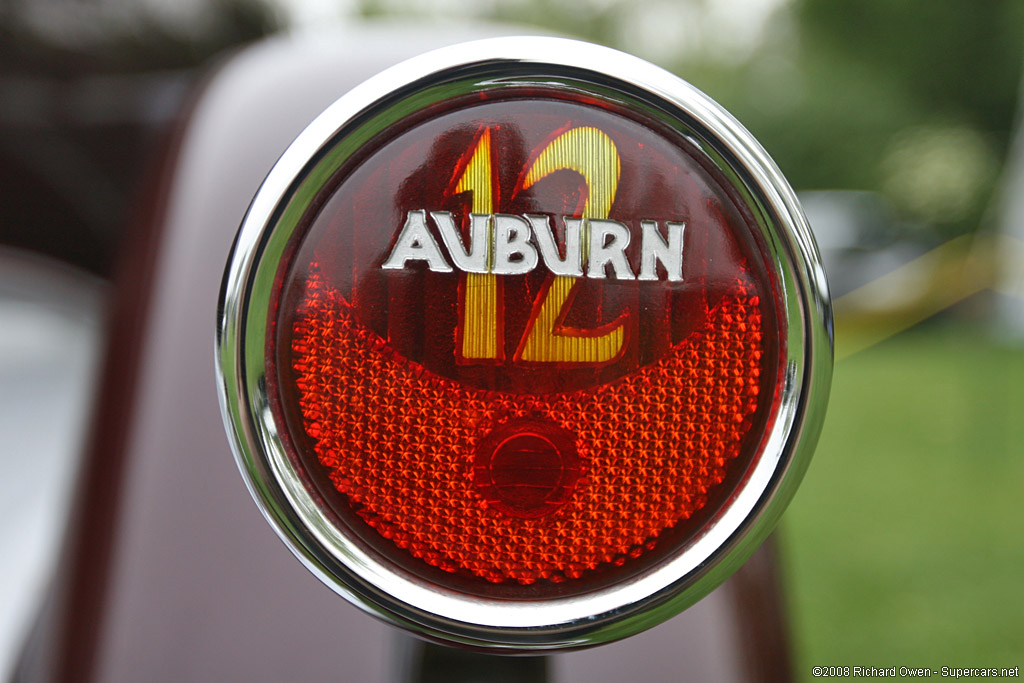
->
xmin=453 ymin=126 xmax=625 ymax=365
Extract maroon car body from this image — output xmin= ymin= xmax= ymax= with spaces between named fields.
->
xmin=12 ymin=25 xmax=799 ymax=683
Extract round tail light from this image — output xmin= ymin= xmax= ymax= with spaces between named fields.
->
xmin=217 ymin=37 xmax=832 ymax=650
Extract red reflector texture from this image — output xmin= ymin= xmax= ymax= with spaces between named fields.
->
xmin=472 ymin=417 xmax=582 ymax=520
xmin=271 ymin=92 xmax=781 ymax=595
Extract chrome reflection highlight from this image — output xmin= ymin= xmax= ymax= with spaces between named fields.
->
xmin=216 ymin=36 xmax=833 ymax=651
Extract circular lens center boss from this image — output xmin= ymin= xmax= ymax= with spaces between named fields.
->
xmin=217 ymin=37 xmax=832 ymax=650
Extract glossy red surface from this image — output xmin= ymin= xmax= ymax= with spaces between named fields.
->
xmin=272 ymin=93 xmax=784 ymax=592
xmin=473 ymin=417 xmax=582 ymax=519
xmin=277 ymin=95 xmax=778 ymax=392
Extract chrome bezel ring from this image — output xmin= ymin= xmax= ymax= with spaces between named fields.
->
xmin=216 ymin=36 xmax=832 ymax=651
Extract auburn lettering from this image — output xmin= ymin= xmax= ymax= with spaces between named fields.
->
xmin=381 ymin=210 xmax=686 ymax=282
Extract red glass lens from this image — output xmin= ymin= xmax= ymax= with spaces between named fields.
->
xmin=269 ymin=90 xmax=782 ymax=596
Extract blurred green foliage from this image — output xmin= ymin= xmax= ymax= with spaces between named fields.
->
xmin=748 ymin=0 xmax=1024 ymax=237
xmin=358 ymin=0 xmax=1024 ymax=240
xmin=681 ymin=0 xmax=1022 ymax=239
xmin=784 ymin=330 xmax=1024 ymax=675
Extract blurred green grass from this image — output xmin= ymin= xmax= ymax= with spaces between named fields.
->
xmin=783 ymin=327 xmax=1024 ymax=677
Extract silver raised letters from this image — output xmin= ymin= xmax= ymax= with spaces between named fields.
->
xmin=587 ymin=219 xmax=634 ymax=280
xmin=432 ymin=211 xmax=490 ymax=274
xmin=381 ymin=210 xmax=453 ymax=272
xmin=383 ymin=210 xmax=684 ymax=282
xmin=527 ymin=215 xmax=583 ymax=277
xmin=638 ymin=220 xmax=685 ymax=281
xmin=493 ymin=214 xmax=539 ymax=275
